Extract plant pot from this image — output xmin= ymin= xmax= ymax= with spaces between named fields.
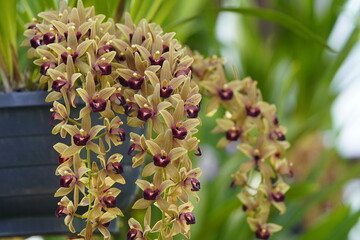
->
xmin=0 ymin=91 xmax=141 ymax=237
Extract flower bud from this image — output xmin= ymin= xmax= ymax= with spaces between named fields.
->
xmin=218 ymin=88 xmax=233 ymax=100
xmin=153 ymin=153 xmax=171 ymax=167
xmin=160 ymin=85 xmax=173 ymax=98
xmin=183 ymin=212 xmax=196 ymax=225
xmin=246 ymin=105 xmax=261 ymax=117
xmin=30 ymin=35 xmax=42 ymax=48
xmin=171 ymin=125 xmax=187 ymax=140
xmin=52 ymin=80 xmax=66 ymax=92
xmin=40 ymin=62 xmax=56 ymax=75
xmin=60 ymin=175 xmax=76 ymax=188
xmin=90 ymin=98 xmax=107 ymax=112
xmin=43 ymin=32 xmax=55 ymax=44
xmin=137 ymin=108 xmax=153 ymax=121
xmin=73 ymin=133 xmax=90 ymax=146
xmin=143 ymin=188 xmax=159 ymax=200
xmin=98 ymin=62 xmax=112 ymax=75
xmin=226 ymin=129 xmax=241 ymax=141
xmin=103 ymin=196 xmax=116 ymax=208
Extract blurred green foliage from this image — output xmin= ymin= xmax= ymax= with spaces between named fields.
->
xmin=2 ymin=0 xmax=360 ymax=239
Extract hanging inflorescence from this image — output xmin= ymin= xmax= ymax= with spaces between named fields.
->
xmin=191 ymin=53 xmax=292 ymax=239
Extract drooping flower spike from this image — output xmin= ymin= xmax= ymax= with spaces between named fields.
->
xmin=192 ymin=53 xmax=291 ymax=239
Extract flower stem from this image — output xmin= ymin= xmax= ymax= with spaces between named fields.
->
xmin=68 ymin=117 xmax=82 ymax=126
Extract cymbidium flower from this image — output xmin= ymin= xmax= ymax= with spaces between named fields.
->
xmin=156 ymin=202 xmax=195 ymax=238
xmin=50 ymin=101 xmax=69 ymax=138
xmin=98 ymin=153 xmax=126 ymax=184
xmin=259 ymin=177 xmax=289 ymax=214
xmin=45 ymin=57 xmax=82 ymax=108
xmin=247 ymin=218 xmax=282 ymax=240
xmin=200 ymin=72 xmax=243 ymax=116
xmin=104 ymin=116 xmax=125 ymax=149
xmin=34 ymin=48 xmax=58 ymax=84
xmin=141 ymin=136 xmax=187 ymax=183
xmin=56 ymin=196 xmax=77 ymax=233
xmin=61 ymin=124 xmax=105 ymax=157
xmin=55 ymin=154 xmax=90 ymax=197
xmin=128 ymin=132 xmax=148 ymax=167
xmin=132 ymin=180 xmax=174 ymax=210
xmin=212 ymin=117 xmax=252 ymax=148
xmin=77 ymin=72 xmax=115 ymax=118
xmin=167 ymin=167 xmax=201 ymax=203
xmin=46 ymin=27 xmax=94 ymax=72
xmin=89 ymin=169 xmax=123 ymax=217
xmin=54 ymin=143 xmax=73 ymax=172
xmin=144 ymin=61 xmax=185 ymax=98
xmin=129 ymin=90 xmax=172 ymax=130
xmin=160 ymin=100 xmax=200 ymax=143
xmin=127 ymin=216 xmax=151 ymax=240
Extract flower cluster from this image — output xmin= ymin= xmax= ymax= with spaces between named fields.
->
xmin=191 ymin=54 xmax=292 ymax=239
xmin=25 ymin=1 xmax=201 ymax=239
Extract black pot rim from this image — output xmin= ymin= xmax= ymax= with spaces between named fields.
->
xmin=0 ymin=91 xmax=50 ymax=108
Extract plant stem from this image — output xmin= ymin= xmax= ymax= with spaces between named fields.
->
xmin=68 ymin=117 xmax=82 ymax=126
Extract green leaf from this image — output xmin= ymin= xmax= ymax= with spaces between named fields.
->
xmin=299 ymin=206 xmax=360 ymax=240
xmin=219 ymin=7 xmax=334 ymax=51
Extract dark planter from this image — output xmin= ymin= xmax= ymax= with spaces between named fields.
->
xmin=0 ymin=91 xmax=141 ymax=237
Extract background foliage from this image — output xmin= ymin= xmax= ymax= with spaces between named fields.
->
xmin=1 ymin=0 xmax=360 ymax=239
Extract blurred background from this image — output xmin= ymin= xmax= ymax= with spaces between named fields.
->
xmin=1 ymin=0 xmax=360 ymax=239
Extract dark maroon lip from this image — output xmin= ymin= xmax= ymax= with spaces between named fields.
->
xmin=128 ymin=76 xmax=144 ymax=90
xmin=73 ymin=133 xmax=90 ymax=146
xmin=218 ymin=88 xmax=234 ymax=100
xmin=90 ymin=98 xmax=107 ymax=112
xmin=143 ymin=188 xmax=159 ymax=200
xmin=171 ymin=125 xmax=188 ymax=140
xmin=226 ymin=129 xmax=241 ymax=141
xmin=246 ymin=105 xmax=261 ymax=117
xmin=183 ymin=212 xmax=196 ymax=225
xmin=137 ymin=108 xmax=153 ymax=121
xmin=52 ymin=80 xmax=67 ymax=92
xmin=153 ymin=153 xmax=171 ymax=167
xmin=160 ymin=85 xmax=173 ymax=98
